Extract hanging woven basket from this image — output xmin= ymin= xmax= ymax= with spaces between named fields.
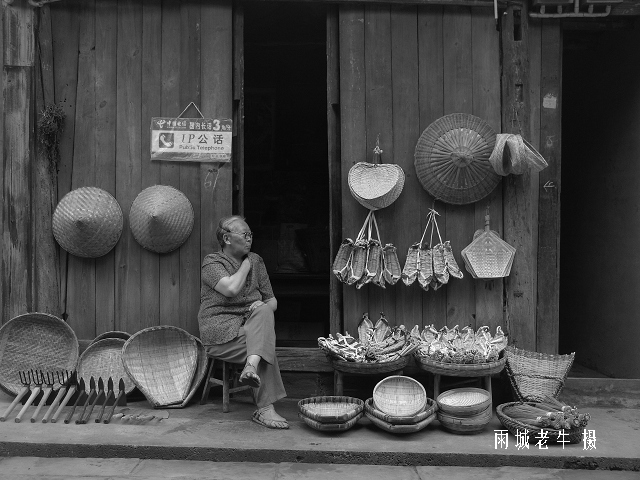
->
xmin=348 ymin=140 xmax=405 ymax=211
xmin=414 ymin=113 xmax=499 ymax=205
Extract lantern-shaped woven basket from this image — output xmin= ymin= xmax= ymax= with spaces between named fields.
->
xmin=461 ymin=210 xmax=516 ymax=279
xmin=373 ymin=375 xmax=427 ymax=417
xmin=0 ymin=313 xmax=79 ymax=396
xmin=77 ymin=338 xmax=135 ymax=395
xmin=504 ymin=345 xmax=575 ymax=402
xmin=348 ymin=144 xmax=405 ymax=211
xmin=122 ymin=326 xmax=199 ymax=407
xmin=414 ymin=113 xmax=499 ymax=205
xmin=129 ymin=185 xmax=194 ymax=253
xmin=52 ymin=187 xmax=123 ymax=258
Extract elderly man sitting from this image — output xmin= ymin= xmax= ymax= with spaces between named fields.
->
xmin=198 ymin=215 xmax=288 ymax=429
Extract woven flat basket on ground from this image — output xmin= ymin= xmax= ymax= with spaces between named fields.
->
xmin=129 ymin=185 xmax=194 ymax=253
xmin=52 ymin=186 xmax=123 ymax=258
xmin=364 ymin=397 xmax=438 ymax=425
xmin=330 ymin=356 xmax=409 ymax=375
xmin=497 ymin=402 xmax=582 ymax=444
xmin=164 ymin=335 xmax=208 ymax=409
xmin=414 ymin=113 xmax=499 ymax=205
xmin=89 ymin=331 xmax=131 ymax=346
xmin=505 ymin=345 xmax=575 ymax=402
xmin=414 ymin=354 xmax=506 ymax=377
xmin=373 ymin=375 xmax=427 ymax=417
xmin=298 ymin=396 xmax=364 ymax=423
xmin=437 ymin=403 xmax=493 ymax=434
xmin=0 ymin=313 xmax=79 ymax=396
xmin=122 ymin=326 xmax=199 ymax=407
xmin=364 ymin=406 xmax=436 ymax=434
xmin=77 ymin=338 xmax=135 ymax=395
xmin=298 ymin=411 xmax=363 ymax=432
xmin=436 ymin=388 xmax=491 ymax=417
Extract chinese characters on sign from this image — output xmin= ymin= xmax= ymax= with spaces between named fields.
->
xmin=494 ymin=429 xmax=596 ymax=450
xmin=150 ymin=117 xmax=233 ymax=162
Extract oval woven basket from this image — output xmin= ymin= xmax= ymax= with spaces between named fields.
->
xmin=298 ymin=396 xmax=364 ymax=424
xmin=364 ymin=397 xmax=438 ymax=425
xmin=437 ymin=403 xmax=493 ymax=434
xmin=373 ymin=375 xmax=427 ymax=417
xmin=89 ymin=330 xmax=131 ymax=346
xmin=122 ymin=326 xmax=199 ymax=407
xmin=496 ymin=402 xmax=582 ymax=444
xmin=77 ymin=338 xmax=135 ymax=395
xmin=365 ymin=409 xmax=436 ymax=434
xmin=129 ymin=185 xmax=195 ymax=254
xmin=52 ymin=186 xmax=123 ymax=258
xmin=437 ymin=388 xmax=491 ymax=417
xmin=348 ymin=162 xmax=405 ymax=211
xmin=414 ymin=113 xmax=499 ymax=205
xmin=298 ymin=411 xmax=363 ymax=432
xmin=330 ymin=355 xmax=409 ymax=375
xmin=164 ymin=336 xmax=208 ymax=409
xmin=414 ymin=354 xmax=506 ymax=377
xmin=0 ymin=312 xmax=79 ymax=396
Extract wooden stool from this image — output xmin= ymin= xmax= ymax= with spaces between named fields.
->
xmin=200 ymin=357 xmax=252 ymax=412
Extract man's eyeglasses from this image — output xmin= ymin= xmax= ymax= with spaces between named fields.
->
xmin=225 ymin=230 xmax=253 ymax=240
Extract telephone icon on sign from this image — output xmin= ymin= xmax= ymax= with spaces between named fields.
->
xmin=159 ymin=133 xmax=174 ymax=148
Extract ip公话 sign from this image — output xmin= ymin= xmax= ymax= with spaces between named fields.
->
xmin=150 ymin=117 xmax=232 ymax=162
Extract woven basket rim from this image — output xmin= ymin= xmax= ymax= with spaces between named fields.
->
xmin=329 ymin=355 xmax=409 ymax=373
xmin=364 ymin=409 xmax=436 ymax=434
xmin=414 ymin=354 xmax=506 ymax=377
xmin=298 ymin=411 xmax=363 ymax=432
xmin=0 ymin=312 xmax=79 ymax=396
xmin=373 ymin=375 xmax=427 ymax=417
xmin=364 ymin=397 xmax=438 ymax=425
xmin=90 ymin=330 xmax=132 ymax=345
xmin=77 ymin=337 xmax=135 ymax=395
xmin=122 ymin=325 xmax=198 ymax=407
xmin=496 ymin=402 xmax=583 ymax=443
xmin=298 ymin=396 xmax=364 ymax=423
xmin=436 ymin=387 xmax=492 ymax=415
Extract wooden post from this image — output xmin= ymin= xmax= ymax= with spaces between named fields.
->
xmin=2 ymin=0 xmax=35 ymax=322
xmin=501 ymin=3 xmax=538 ymax=351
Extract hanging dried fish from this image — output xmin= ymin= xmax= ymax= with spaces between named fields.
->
xmin=357 ymin=313 xmax=374 ymax=346
xmin=373 ymin=313 xmax=390 ymax=344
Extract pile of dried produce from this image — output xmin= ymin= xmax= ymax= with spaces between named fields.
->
xmin=318 ymin=313 xmax=420 ymax=363
xmin=503 ymin=396 xmax=590 ymax=430
xmin=412 ymin=324 xmax=508 ymax=364
xmin=402 ymin=209 xmax=463 ymax=291
xmin=332 ymin=211 xmax=401 ymax=289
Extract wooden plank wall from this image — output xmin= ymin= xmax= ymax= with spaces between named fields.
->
xmin=339 ymin=6 xmax=503 ymax=336
xmin=43 ymin=0 xmax=232 ymax=339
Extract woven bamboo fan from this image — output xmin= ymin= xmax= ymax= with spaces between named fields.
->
xmin=52 ymin=187 xmax=123 ymax=258
xmin=77 ymin=338 xmax=135 ymax=395
xmin=122 ymin=326 xmax=199 ymax=407
xmin=414 ymin=113 xmax=499 ymax=205
xmin=461 ymin=208 xmax=515 ymax=279
xmin=129 ymin=185 xmax=194 ymax=253
xmin=348 ymin=138 xmax=405 ymax=211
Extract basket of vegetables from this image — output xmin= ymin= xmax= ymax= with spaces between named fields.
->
xmin=496 ymin=395 xmax=590 ymax=444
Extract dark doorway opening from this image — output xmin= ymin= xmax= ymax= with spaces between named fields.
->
xmin=243 ymin=2 xmax=329 ymax=348
xmin=560 ymin=24 xmax=640 ymax=379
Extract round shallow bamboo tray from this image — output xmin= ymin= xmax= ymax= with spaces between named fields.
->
xmin=298 ymin=411 xmax=363 ymax=432
xmin=365 ymin=409 xmax=436 ymax=434
xmin=373 ymin=375 xmax=427 ymax=417
xmin=365 ymin=397 xmax=437 ymax=425
xmin=298 ymin=396 xmax=364 ymax=424
xmin=436 ymin=388 xmax=491 ymax=417
xmin=437 ymin=404 xmax=493 ymax=434
xmin=330 ymin=355 xmax=409 ymax=375
xmin=496 ymin=402 xmax=583 ymax=444
xmin=414 ymin=354 xmax=505 ymax=377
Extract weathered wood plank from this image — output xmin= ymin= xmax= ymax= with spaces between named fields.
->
xmin=327 ymin=6 xmax=343 ymax=335
xmin=364 ymin=5 xmax=394 ymax=324
xmin=391 ymin=5 xmax=422 ymax=331
xmin=139 ymin=0 xmax=162 ymax=330
xmin=339 ymin=5 xmax=368 ymax=334
xmin=471 ymin=9 xmax=503 ymax=333
xmin=0 ymin=4 xmax=5 ymax=321
xmin=4 ymin=0 xmax=34 ymax=67
xmin=417 ymin=5 xmax=446 ymax=329
xmin=66 ymin=0 xmax=96 ymax=341
xmin=179 ymin=0 xmax=202 ymax=336
xmin=232 ymin=3 xmax=244 ymax=216
xmin=277 ymin=347 xmax=333 ymax=372
xmin=443 ymin=6 xmax=475 ymax=330
xmin=94 ymin=0 xmax=118 ymax=335
xmin=115 ymin=0 xmax=142 ymax=334
xmin=536 ymin=19 xmax=562 ymax=354
xmin=51 ymin=0 xmax=80 ymax=320
xmin=245 ymin=0 xmax=499 ymax=7
xmin=501 ymin=3 xmax=537 ymax=351
xmin=2 ymin=67 xmax=32 ymax=320
xmin=159 ymin=0 xmax=182 ymax=326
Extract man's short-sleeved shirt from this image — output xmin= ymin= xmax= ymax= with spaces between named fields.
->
xmin=198 ymin=251 xmax=274 ymax=345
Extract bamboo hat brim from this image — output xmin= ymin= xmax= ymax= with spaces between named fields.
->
xmin=52 ymin=187 xmax=123 ymax=258
xmin=129 ymin=185 xmax=194 ymax=254
xmin=414 ymin=113 xmax=500 ymax=205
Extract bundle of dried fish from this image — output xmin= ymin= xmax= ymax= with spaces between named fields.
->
xmin=414 ymin=324 xmax=508 ymax=364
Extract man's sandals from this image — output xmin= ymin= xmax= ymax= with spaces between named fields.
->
xmin=239 ymin=362 xmax=261 ymax=388
xmin=252 ymin=405 xmax=289 ymax=429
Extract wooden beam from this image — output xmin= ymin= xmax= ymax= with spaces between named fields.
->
xmin=501 ymin=3 xmax=538 ymax=351
xmin=245 ymin=0 xmax=499 ymax=7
